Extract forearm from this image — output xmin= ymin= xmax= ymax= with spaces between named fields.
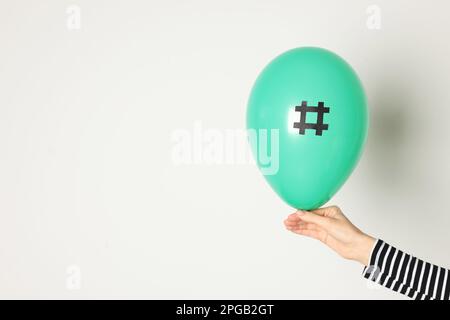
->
xmin=363 ymin=239 xmax=450 ymax=300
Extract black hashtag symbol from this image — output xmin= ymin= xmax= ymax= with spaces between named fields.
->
xmin=293 ymin=101 xmax=330 ymax=136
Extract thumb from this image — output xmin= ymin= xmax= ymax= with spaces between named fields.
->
xmin=296 ymin=210 xmax=332 ymax=230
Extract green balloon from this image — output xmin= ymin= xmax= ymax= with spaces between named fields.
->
xmin=247 ymin=47 xmax=368 ymax=210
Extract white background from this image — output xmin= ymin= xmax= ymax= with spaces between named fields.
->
xmin=1 ymin=0 xmax=450 ymax=299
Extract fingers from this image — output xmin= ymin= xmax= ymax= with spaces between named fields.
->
xmin=283 ymin=219 xmax=299 ymax=228
xmin=309 ymin=208 xmax=327 ymax=216
xmin=284 ymin=210 xmax=332 ymax=231
xmin=283 ymin=219 xmax=317 ymax=232
xmin=286 ymin=212 xmax=301 ymax=222
xmin=312 ymin=206 xmax=343 ymax=219
xmin=283 ymin=214 xmax=328 ymax=243
xmin=296 ymin=210 xmax=332 ymax=230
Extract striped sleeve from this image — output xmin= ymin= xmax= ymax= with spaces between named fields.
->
xmin=362 ymin=239 xmax=450 ymax=300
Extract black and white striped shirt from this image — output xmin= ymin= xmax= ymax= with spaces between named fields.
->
xmin=363 ymin=239 xmax=450 ymax=300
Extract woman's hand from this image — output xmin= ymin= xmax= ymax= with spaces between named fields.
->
xmin=283 ymin=206 xmax=375 ymax=266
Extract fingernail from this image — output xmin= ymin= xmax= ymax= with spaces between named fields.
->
xmin=297 ymin=210 xmax=305 ymax=216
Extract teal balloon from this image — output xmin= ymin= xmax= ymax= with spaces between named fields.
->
xmin=247 ymin=47 xmax=368 ymax=210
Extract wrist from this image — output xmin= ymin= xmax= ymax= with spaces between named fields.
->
xmin=353 ymin=234 xmax=376 ymax=266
